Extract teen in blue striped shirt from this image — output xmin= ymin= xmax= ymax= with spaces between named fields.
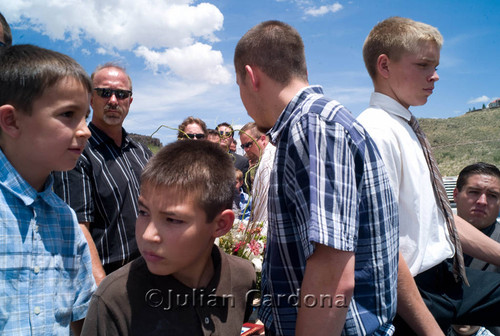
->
xmin=234 ymin=20 xmax=399 ymax=335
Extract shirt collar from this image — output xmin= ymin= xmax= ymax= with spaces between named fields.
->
xmin=369 ymin=92 xmax=413 ymax=123
xmin=481 ymin=220 xmax=498 ymax=237
xmin=0 ymin=148 xmax=55 ymax=206
xmin=145 ymin=245 xmax=228 ymax=295
xmin=268 ymin=85 xmax=323 ymax=145
xmin=88 ymin=122 xmax=132 ymax=149
xmin=212 ymin=245 xmax=232 ymax=296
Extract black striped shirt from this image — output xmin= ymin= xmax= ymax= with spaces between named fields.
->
xmin=53 ymin=122 xmax=152 ymax=268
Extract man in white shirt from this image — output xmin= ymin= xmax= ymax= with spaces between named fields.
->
xmin=238 ymin=122 xmax=276 ymax=232
xmin=357 ymin=16 xmax=500 ymax=335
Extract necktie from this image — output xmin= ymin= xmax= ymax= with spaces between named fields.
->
xmin=409 ymin=115 xmax=469 ymax=286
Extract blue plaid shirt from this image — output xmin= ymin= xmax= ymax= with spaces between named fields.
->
xmin=258 ymin=86 xmax=399 ymax=335
xmin=0 ymin=149 xmax=96 ymax=335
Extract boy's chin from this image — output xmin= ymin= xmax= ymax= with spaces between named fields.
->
xmin=58 ymin=164 xmax=79 ymax=173
xmin=54 ymin=163 xmax=78 ymax=173
xmin=144 ymin=262 xmax=171 ymax=277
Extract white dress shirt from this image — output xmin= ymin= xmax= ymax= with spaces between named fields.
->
xmin=251 ymin=143 xmax=276 ymax=236
xmin=358 ymin=92 xmax=454 ymax=276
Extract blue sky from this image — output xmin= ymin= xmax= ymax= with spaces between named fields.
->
xmin=3 ymin=0 xmax=499 ymax=145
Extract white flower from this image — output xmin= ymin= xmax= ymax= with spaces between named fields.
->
xmin=250 ymin=256 xmax=262 ymax=272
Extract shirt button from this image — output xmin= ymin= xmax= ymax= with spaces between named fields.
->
xmin=204 ymin=317 xmax=210 ymax=324
xmin=34 ymin=266 xmax=40 ymax=274
xmin=34 ymin=306 xmax=41 ymax=315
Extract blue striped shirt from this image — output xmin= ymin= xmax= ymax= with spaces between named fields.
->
xmin=258 ymin=86 xmax=399 ymax=335
xmin=0 ymin=149 xmax=96 ymax=335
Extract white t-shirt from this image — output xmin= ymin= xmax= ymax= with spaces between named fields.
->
xmin=357 ymin=92 xmax=454 ymax=276
xmin=251 ymin=143 xmax=276 ymax=236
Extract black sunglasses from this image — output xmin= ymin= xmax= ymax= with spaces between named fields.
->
xmin=241 ymin=141 xmax=253 ymax=149
xmin=94 ymin=88 xmax=132 ymax=100
xmin=185 ymin=133 xmax=205 ymax=139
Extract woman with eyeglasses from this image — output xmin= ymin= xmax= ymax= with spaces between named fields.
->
xmin=177 ymin=116 xmax=208 ymax=140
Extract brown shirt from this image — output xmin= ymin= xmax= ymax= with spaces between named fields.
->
xmin=81 ymin=246 xmax=256 ymax=335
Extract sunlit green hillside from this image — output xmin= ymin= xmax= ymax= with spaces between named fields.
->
xmin=419 ymin=107 xmax=500 ymax=176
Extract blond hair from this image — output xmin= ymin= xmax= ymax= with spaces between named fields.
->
xmin=363 ymin=17 xmax=443 ymax=79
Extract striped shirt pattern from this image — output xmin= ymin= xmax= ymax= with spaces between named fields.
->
xmin=258 ymin=86 xmax=399 ymax=335
xmin=0 ymin=149 xmax=95 ymax=335
xmin=53 ymin=123 xmax=152 ymax=267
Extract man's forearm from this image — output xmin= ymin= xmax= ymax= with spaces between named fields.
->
xmin=295 ymin=245 xmax=354 ymax=336
xmin=397 ymin=252 xmax=444 ymax=335
xmin=454 ymin=214 xmax=500 ymax=266
xmin=79 ymin=222 xmax=106 ymax=285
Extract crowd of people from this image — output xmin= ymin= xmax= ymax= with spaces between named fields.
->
xmin=0 ymin=10 xmax=500 ymax=336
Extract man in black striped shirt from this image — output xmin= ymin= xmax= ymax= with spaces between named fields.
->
xmin=53 ymin=63 xmax=152 ymax=284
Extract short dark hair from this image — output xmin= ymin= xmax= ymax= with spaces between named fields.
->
xmin=0 ymin=12 xmax=12 ymax=47
xmin=216 ymin=122 xmax=233 ymax=132
xmin=141 ymin=140 xmax=236 ymax=222
xmin=456 ymin=162 xmax=500 ymax=191
xmin=0 ymin=44 xmax=92 ymax=115
xmin=239 ymin=121 xmax=262 ymax=139
xmin=207 ymin=129 xmax=219 ymax=137
xmin=234 ymin=20 xmax=307 ymax=85
xmin=177 ymin=116 xmax=208 ymax=140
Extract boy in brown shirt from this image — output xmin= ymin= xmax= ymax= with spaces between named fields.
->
xmin=82 ymin=140 xmax=256 ymax=335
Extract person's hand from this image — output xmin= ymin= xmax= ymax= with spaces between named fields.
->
xmin=451 ymin=325 xmax=481 ymax=336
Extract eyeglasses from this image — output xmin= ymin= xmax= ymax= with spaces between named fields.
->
xmin=218 ymin=131 xmax=233 ymax=138
xmin=241 ymin=141 xmax=253 ymax=149
xmin=185 ymin=133 xmax=205 ymax=140
xmin=94 ymin=88 xmax=132 ymax=100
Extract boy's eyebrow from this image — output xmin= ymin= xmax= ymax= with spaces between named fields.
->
xmin=421 ymin=56 xmax=438 ymax=63
xmin=137 ymin=198 xmax=148 ymax=209
xmin=159 ymin=210 xmax=184 ymax=217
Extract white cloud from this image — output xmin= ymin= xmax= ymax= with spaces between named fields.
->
xmin=5 ymin=0 xmax=223 ymax=49
xmin=134 ymin=43 xmax=231 ymax=84
xmin=3 ymin=0 xmax=226 ymax=83
xmin=273 ymin=0 xmax=343 ymax=17
xmin=96 ymin=47 xmax=121 ymax=58
xmin=467 ymin=95 xmax=490 ymax=104
xmin=305 ymin=3 xmax=343 ymax=17
xmin=122 ymin=74 xmax=247 ymax=145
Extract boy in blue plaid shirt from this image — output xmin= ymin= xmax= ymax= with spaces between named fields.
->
xmin=0 ymin=44 xmax=95 ymax=335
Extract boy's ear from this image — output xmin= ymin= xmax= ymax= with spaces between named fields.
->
xmin=245 ymin=65 xmax=260 ymax=92
xmin=213 ymin=209 xmax=235 ymax=238
xmin=0 ymin=105 xmax=21 ymax=138
xmin=376 ymin=54 xmax=391 ymax=79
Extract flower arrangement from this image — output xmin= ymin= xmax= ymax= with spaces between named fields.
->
xmin=218 ymin=219 xmax=266 ymax=274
